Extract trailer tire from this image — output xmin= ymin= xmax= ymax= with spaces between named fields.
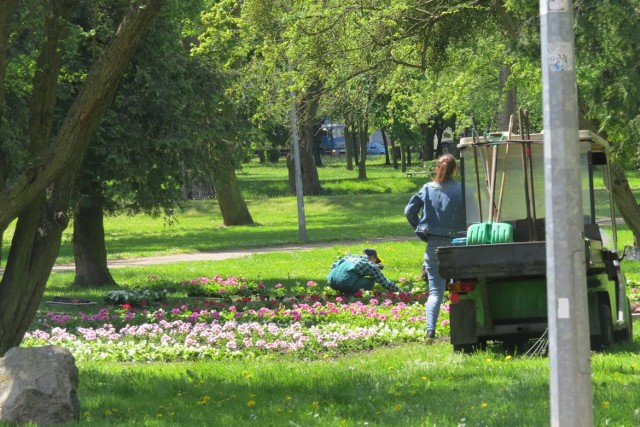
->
xmin=453 ymin=341 xmax=486 ymax=354
xmin=614 ymin=300 xmax=633 ymax=343
xmin=593 ymin=302 xmax=613 ymax=350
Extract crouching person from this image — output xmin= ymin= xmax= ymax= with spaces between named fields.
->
xmin=327 ymin=248 xmax=401 ymax=295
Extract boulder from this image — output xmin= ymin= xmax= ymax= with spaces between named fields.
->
xmin=0 ymin=346 xmax=80 ymax=425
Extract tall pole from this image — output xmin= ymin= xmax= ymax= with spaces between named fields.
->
xmin=290 ymin=89 xmax=307 ymax=242
xmin=540 ymin=1 xmax=593 ymax=426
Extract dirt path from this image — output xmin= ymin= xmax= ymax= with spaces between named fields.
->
xmin=46 ymin=236 xmax=414 ymax=272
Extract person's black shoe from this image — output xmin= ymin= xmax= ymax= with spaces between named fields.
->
xmin=425 ymin=329 xmax=435 ymax=344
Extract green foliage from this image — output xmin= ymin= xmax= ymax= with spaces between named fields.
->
xmin=180 ymin=275 xmax=268 ymax=298
xmin=104 ymin=289 xmax=168 ymax=306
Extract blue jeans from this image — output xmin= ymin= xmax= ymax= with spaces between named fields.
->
xmin=424 ymin=236 xmax=450 ymax=333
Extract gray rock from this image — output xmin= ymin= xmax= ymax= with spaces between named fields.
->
xmin=0 ymin=346 xmax=80 ymax=425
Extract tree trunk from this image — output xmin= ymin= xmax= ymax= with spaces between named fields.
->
xmin=420 ymin=123 xmax=436 ymax=161
xmin=212 ymin=162 xmax=254 ymax=226
xmin=0 ymin=0 xmax=19 ymax=117
xmin=608 ymin=163 xmax=640 ymax=246
xmin=357 ymin=123 xmax=367 ymax=179
xmin=0 ymin=0 xmax=164 ymax=232
xmin=286 ymin=82 xmax=322 ymax=196
xmin=0 ymin=171 xmax=73 ymax=354
xmin=73 ymin=198 xmax=115 ymax=287
xmin=345 ymin=124 xmax=355 ymax=169
xmin=0 ymin=0 xmax=164 ymax=356
xmin=381 ymin=128 xmax=391 ymax=165
xmin=497 ymin=65 xmax=516 ymax=132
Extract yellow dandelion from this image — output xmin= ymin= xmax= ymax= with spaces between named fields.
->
xmin=312 ymin=401 xmax=320 ymax=407
xmin=505 ymin=355 xmax=512 ymax=361
xmin=485 ymin=358 xmax=492 ymax=363
xmin=421 ymin=376 xmax=428 ymax=381
xmin=394 ymin=404 xmax=402 ymax=411
xmin=481 ymin=403 xmax=488 ymax=408
xmin=197 ymin=396 xmax=210 ymax=405
xmin=247 ymin=400 xmax=256 ymax=408
xmin=602 ymin=401 xmax=610 ymax=409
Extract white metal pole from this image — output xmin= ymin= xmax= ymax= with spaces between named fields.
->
xmin=540 ymin=1 xmax=593 ymax=426
xmin=290 ymin=89 xmax=307 ymax=242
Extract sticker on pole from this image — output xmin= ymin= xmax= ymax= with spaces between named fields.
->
xmin=547 ymin=42 xmax=573 ymax=72
xmin=558 ymin=298 xmax=570 ymax=319
xmin=541 ymin=0 xmax=569 ymax=14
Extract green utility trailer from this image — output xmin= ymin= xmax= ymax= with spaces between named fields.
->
xmin=438 ymin=129 xmax=633 ymax=352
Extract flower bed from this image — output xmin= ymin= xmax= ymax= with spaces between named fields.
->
xmin=25 ymin=276 xmax=445 ymax=362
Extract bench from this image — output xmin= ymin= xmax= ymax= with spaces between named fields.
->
xmin=404 ymin=171 xmax=431 ymax=178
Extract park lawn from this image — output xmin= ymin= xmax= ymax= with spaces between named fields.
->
xmin=55 ymin=335 xmax=640 ymax=426
xmin=8 ymin=157 xmax=640 ymax=425
xmin=36 ymin=243 xmax=640 ymax=426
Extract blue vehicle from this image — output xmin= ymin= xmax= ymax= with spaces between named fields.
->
xmin=366 ymin=142 xmax=386 ymax=155
xmin=318 ymin=122 xmax=346 ymax=155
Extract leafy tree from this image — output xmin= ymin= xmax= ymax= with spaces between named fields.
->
xmin=0 ymin=0 xmax=164 ymax=355
xmin=70 ymin=2 xmax=200 ymax=287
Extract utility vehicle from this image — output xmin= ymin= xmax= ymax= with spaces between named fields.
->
xmin=437 ymin=129 xmax=633 ymax=352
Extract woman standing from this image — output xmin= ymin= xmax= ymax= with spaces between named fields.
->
xmin=404 ymin=154 xmax=466 ymax=341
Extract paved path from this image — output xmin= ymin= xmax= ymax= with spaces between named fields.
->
xmin=46 ymin=236 xmax=414 ymax=272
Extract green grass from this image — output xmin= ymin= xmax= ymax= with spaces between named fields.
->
xmin=6 ymin=157 xmax=640 ymax=426
xmin=53 ymin=334 xmax=640 ymax=426
xmin=2 ymin=157 xmax=430 ymax=263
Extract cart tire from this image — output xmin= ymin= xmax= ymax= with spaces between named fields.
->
xmin=502 ymin=338 xmax=529 ymax=354
xmin=592 ymin=302 xmax=613 ymax=350
xmin=453 ymin=341 xmax=486 ymax=353
xmin=614 ymin=300 xmax=633 ymax=342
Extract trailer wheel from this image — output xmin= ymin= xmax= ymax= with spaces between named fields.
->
xmin=453 ymin=341 xmax=486 ymax=353
xmin=614 ymin=300 xmax=633 ymax=342
xmin=592 ymin=303 xmax=614 ymax=350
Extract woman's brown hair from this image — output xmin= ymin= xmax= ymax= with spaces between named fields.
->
xmin=433 ymin=153 xmax=456 ymax=184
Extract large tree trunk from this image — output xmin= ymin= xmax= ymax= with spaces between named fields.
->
xmin=0 ymin=0 xmax=164 ymax=231
xmin=73 ymin=197 xmax=115 ymax=287
xmin=420 ymin=123 xmax=436 ymax=161
xmin=212 ymin=158 xmax=254 ymax=226
xmin=0 ymin=0 xmax=164 ymax=356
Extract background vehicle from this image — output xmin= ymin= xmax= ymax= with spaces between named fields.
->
xmin=437 ymin=130 xmax=633 ymax=352
xmin=318 ymin=121 xmax=346 ymax=155
xmin=366 ymin=142 xmax=386 ymax=155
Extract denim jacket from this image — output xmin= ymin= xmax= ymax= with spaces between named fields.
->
xmin=404 ymin=180 xmax=466 ymax=237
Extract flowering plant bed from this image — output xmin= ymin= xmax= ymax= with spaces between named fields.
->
xmin=26 ymin=275 xmax=445 ymax=362
xmin=181 ymin=275 xmax=269 ymax=298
